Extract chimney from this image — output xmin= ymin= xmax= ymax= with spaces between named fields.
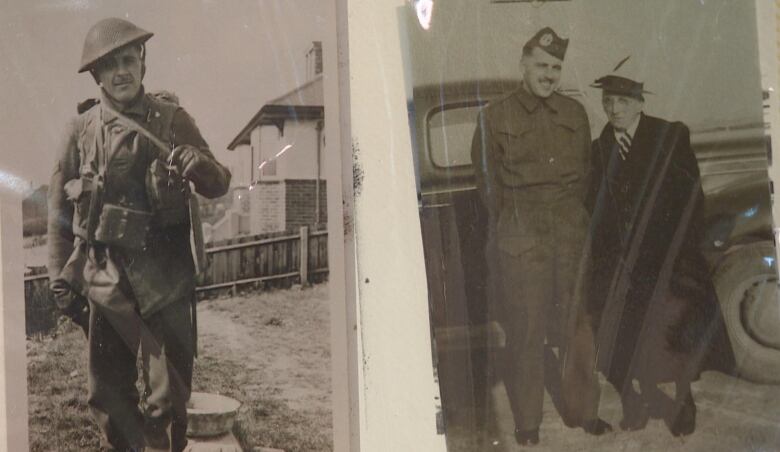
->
xmin=306 ymin=41 xmax=323 ymax=80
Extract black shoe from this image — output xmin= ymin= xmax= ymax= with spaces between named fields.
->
xmin=514 ymin=427 xmax=540 ymax=446
xmin=666 ymin=394 xmax=696 ymax=437
xmin=582 ymin=418 xmax=613 ymax=435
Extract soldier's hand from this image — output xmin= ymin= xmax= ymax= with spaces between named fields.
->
xmin=50 ymin=279 xmax=77 ymax=308
xmin=50 ymin=279 xmax=90 ymax=336
xmin=170 ymin=145 xmax=206 ymax=179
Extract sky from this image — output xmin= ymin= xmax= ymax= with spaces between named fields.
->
xmin=0 ymin=0 xmax=328 ymax=186
xmin=403 ymin=0 xmax=765 ymax=133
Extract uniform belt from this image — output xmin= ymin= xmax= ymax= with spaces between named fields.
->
xmin=502 ymin=186 xmax=581 ymax=204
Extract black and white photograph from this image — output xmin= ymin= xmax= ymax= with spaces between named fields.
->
xmin=401 ymin=0 xmax=780 ymax=450
xmin=1 ymin=1 xmax=340 ymax=451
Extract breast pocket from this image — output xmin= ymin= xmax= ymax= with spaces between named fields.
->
xmin=496 ymin=124 xmax=534 ymax=164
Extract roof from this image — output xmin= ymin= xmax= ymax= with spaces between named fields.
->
xmin=269 ymin=74 xmax=323 ymax=106
xmin=227 ymin=75 xmax=324 ymax=150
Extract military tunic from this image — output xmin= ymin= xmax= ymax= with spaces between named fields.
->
xmin=471 ymin=85 xmax=599 ymax=430
xmin=48 ymin=88 xmax=231 ymax=450
xmin=49 ymin=89 xmax=229 ymax=317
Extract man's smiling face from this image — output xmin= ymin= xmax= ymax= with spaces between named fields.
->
xmin=602 ymin=92 xmax=644 ymax=131
xmin=94 ymin=45 xmax=144 ymax=105
xmin=521 ymin=46 xmax=562 ymax=99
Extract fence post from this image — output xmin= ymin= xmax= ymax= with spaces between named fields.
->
xmin=299 ymin=226 xmax=309 ymax=287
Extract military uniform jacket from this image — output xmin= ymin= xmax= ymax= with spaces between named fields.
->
xmin=471 ymin=85 xmax=592 ymax=255
xmin=587 ymin=113 xmax=723 ymax=380
xmin=48 ymin=89 xmax=231 ymax=317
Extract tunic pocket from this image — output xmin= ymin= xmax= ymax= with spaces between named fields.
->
xmin=496 ymin=127 xmax=533 ymax=164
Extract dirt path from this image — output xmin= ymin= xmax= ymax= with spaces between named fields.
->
xmin=195 ymin=284 xmax=332 ymax=450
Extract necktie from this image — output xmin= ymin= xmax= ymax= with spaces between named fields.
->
xmin=617 ymin=131 xmax=632 ymax=160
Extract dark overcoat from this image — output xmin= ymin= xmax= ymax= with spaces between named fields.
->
xmin=586 ymin=113 xmax=727 ymax=384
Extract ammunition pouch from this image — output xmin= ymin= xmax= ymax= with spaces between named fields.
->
xmin=94 ymin=203 xmax=152 ymax=249
xmin=146 ymin=160 xmax=189 ymax=227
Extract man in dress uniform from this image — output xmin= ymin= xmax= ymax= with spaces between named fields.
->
xmin=470 ymin=27 xmax=610 ymax=446
xmin=47 ymin=18 xmax=231 ymax=451
xmin=587 ymin=58 xmax=725 ymax=436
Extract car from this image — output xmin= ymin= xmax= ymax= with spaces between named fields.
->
xmin=409 ymin=79 xmax=779 ymax=419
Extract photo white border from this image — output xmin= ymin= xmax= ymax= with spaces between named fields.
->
xmin=0 ymin=192 xmax=29 ymax=452
xmin=336 ymin=0 xmax=446 ymax=450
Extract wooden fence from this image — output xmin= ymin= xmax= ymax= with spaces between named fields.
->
xmin=24 ymin=267 xmax=58 ymax=337
xmin=197 ymin=226 xmax=329 ymax=294
xmin=23 ymin=226 xmax=328 ymax=336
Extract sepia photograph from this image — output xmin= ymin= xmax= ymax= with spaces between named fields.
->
xmin=400 ymin=0 xmax=780 ymax=450
xmin=1 ymin=1 xmax=340 ymax=451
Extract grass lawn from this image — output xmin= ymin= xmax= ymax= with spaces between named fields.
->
xmin=27 ymin=283 xmax=332 ymax=452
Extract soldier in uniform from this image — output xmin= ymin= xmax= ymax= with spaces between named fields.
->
xmin=47 ymin=18 xmax=231 ymax=451
xmin=470 ymin=27 xmax=610 ymax=446
xmin=587 ymin=60 xmax=725 ymax=436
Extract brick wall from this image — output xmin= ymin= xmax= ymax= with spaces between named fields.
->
xmin=249 ymin=181 xmax=286 ymax=234
xmin=284 ymin=179 xmax=328 ymax=231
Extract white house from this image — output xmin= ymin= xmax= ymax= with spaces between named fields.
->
xmin=213 ymin=42 xmax=326 ymax=239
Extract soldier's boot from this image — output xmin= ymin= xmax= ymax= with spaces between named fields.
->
xmin=144 ymin=422 xmax=171 ymax=452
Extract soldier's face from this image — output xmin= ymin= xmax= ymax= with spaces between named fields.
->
xmin=521 ymin=47 xmax=562 ymax=98
xmin=602 ymin=93 xmax=643 ymax=131
xmin=94 ymin=45 xmax=144 ymax=105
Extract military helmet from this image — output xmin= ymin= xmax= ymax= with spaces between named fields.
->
xmin=78 ymin=18 xmax=153 ymax=73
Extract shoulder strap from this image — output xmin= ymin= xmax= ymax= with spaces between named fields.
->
xmin=101 ymin=100 xmax=206 ymax=274
xmin=101 ymin=102 xmax=172 ymax=161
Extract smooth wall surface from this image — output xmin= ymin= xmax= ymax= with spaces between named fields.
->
xmin=339 ymin=0 xmax=447 ymax=450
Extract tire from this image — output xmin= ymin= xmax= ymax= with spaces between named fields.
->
xmin=713 ymin=241 xmax=780 ymax=383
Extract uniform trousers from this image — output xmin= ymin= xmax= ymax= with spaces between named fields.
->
xmin=495 ymin=204 xmax=600 ymax=431
xmin=87 ymin=296 xmax=194 ymax=452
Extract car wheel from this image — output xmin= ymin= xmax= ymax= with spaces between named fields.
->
xmin=713 ymin=241 xmax=780 ymax=383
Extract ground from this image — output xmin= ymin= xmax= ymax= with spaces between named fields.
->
xmin=445 ymin=371 xmax=780 ymax=451
xmin=27 ymin=283 xmax=332 ymax=452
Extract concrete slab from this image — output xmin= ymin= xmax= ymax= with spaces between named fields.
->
xmin=183 ymin=431 xmax=243 ymax=452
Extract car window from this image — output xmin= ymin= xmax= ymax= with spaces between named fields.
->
xmin=427 ymin=104 xmax=483 ymax=168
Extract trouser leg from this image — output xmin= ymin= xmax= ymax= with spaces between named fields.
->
xmin=606 ymin=359 xmax=651 ymax=432
xmin=499 ymin=248 xmax=551 ymax=431
xmin=560 ymin=308 xmax=601 ymax=425
xmin=142 ymin=298 xmax=195 ymax=452
xmin=554 ymin=242 xmax=602 ymax=426
xmin=667 ymin=355 xmax=697 ymax=436
xmin=87 ymin=301 xmax=144 ymax=450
